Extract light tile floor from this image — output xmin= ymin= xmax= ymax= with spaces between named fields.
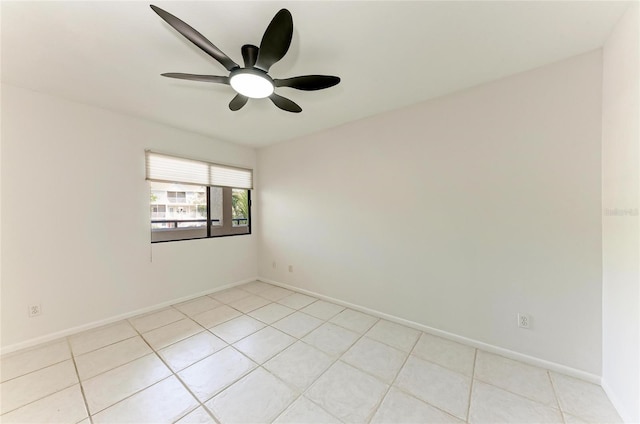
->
xmin=0 ymin=281 xmax=623 ymax=424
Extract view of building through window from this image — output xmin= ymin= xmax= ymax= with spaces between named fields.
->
xmin=149 ymin=182 xmax=250 ymax=242
xmin=150 ymin=182 xmax=208 ymax=229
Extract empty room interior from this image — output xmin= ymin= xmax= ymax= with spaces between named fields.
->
xmin=1 ymin=1 xmax=639 ymax=423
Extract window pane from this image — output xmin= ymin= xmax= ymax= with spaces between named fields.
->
xmin=210 ymin=187 xmax=223 ymax=227
xmin=232 ymin=188 xmax=249 ymax=227
xmin=150 ymin=182 xmax=207 ymax=241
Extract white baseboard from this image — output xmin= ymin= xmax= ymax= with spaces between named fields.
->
xmin=602 ymin=378 xmax=637 ymax=424
xmin=259 ymin=277 xmax=602 ymax=385
xmin=0 ymin=277 xmax=258 ymax=356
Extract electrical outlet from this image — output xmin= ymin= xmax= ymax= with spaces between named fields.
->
xmin=28 ymin=304 xmax=42 ymax=318
xmin=518 ymin=313 xmax=530 ymax=329
xmin=272 ymin=261 xmax=277 ymax=269
xmin=288 ymin=265 xmax=293 ymax=273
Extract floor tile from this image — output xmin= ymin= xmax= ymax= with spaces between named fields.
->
xmin=550 ymin=372 xmax=622 ymax=423
xmin=302 ymin=323 xmax=360 ymax=357
xmin=178 ymin=346 xmax=256 ymax=402
xmin=563 ymin=413 xmax=589 ymax=423
xmin=142 ymin=318 xmax=203 ymax=350
xmin=475 ymin=351 xmax=555 ymax=406
xmin=175 ymin=407 xmax=216 ymax=424
xmin=210 ymin=316 xmax=265 ymax=344
xmin=277 ymin=293 xmax=317 ymax=310
xmin=75 ymin=336 xmax=152 ymax=380
xmin=5 ymin=284 xmax=626 ymax=424
xmin=228 ymin=294 xmax=271 ymax=313
xmin=81 ymin=353 xmax=170 ymax=414
xmin=342 ymin=337 xmax=407 ymax=383
xmin=69 ymin=321 xmax=137 ymax=356
xmin=301 ymin=300 xmax=345 ymax=320
xmin=206 ymin=368 xmax=297 ymax=424
xmin=272 ymin=311 xmax=324 ymax=338
xmin=248 ymin=303 xmax=295 ymax=324
xmin=191 ymin=305 xmax=241 ymax=328
xmin=176 ymin=406 xmax=216 ymax=424
xmin=371 ymin=387 xmax=463 ymax=424
xmin=0 ymin=339 xmax=70 ymax=383
xmin=239 ymin=281 xmax=273 ymax=294
xmin=0 ymin=360 xmax=78 ymax=414
xmin=469 ymin=380 xmax=563 ymax=423
xmin=158 ymin=331 xmax=227 ymax=372
xmin=412 ymin=333 xmax=476 ymax=376
xmin=233 ymin=327 xmax=296 ymax=363
xmin=264 ymin=341 xmax=334 ymax=391
xmin=366 ymin=320 xmax=420 ymax=352
xmin=329 ymin=309 xmax=378 ymax=333
xmin=274 ymin=396 xmax=342 ymax=424
xmin=0 ymin=384 xmax=87 ymax=424
xmin=259 ymin=286 xmax=294 ymax=301
xmin=92 ymin=376 xmax=198 ymax=424
xmin=210 ymin=288 xmax=252 ymax=304
xmin=395 ymin=355 xmax=471 ymax=420
xmin=129 ymin=308 xmax=185 ymax=333
xmin=174 ymin=296 xmax=222 ymax=317
xmin=307 ymin=361 xmax=388 ymax=423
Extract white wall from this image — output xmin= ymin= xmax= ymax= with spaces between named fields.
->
xmin=0 ymin=84 xmax=257 ymax=350
xmin=601 ymin=3 xmax=640 ymax=422
xmin=258 ymin=51 xmax=603 ymax=374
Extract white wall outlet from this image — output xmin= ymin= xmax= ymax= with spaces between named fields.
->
xmin=288 ymin=265 xmax=293 ymax=273
xmin=272 ymin=261 xmax=277 ymax=269
xmin=518 ymin=313 xmax=531 ymax=329
xmin=28 ymin=304 xmax=42 ymax=318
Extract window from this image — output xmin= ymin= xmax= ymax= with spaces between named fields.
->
xmin=146 ymin=152 xmax=252 ymax=242
xmin=167 ymin=191 xmax=186 ymax=203
xmin=232 ymin=188 xmax=250 ymax=227
xmin=150 ymin=205 xmax=166 ymax=219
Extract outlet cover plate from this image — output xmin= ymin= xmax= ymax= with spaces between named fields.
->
xmin=28 ymin=304 xmax=42 ymax=317
xmin=518 ymin=313 xmax=530 ymax=329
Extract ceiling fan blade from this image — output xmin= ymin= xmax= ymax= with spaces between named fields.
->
xmin=162 ymin=73 xmax=229 ymax=84
xmin=151 ymin=5 xmax=239 ymax=71
xmin=274 ymin=75 xmax=341 ymax=91
xmin=254 ymin=9 xmax=293 ymax=72
xmin=241 ymin=45 xmax=259 ymax=68
xmin=269 ymin=93 xmax=302 ymax=113
xmin=229 ymin=94 xmax=249 ymax=111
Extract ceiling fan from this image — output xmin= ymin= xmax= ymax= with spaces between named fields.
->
xmin=151 ymin=5 xmax=341 ymax=113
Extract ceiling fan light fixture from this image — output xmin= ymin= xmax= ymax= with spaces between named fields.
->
xmin=151 ymin=5 xmax=340 ymax=112
xmin=229 ymin=69 xmax=274 ymax=99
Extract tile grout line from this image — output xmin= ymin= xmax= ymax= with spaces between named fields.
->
xmin=548 ymin=370 xmax=568 ymax=424
xmin=269 ymin=309 xmax=375 ymax=423
xmin=364 ymin=330 xmax=422 ymax=424
xmin=70 ymin=330 xmax=139 ymax=358
xmin=0 ymin=285 xmax=304 ymax=422
xmin=169 ymin=290 xmax=307 ymax=422
xmin=95 ymin=284 xmax=285 ymax=422
xmin=72 ymin=314 xmax=207 ymax=386
xmin=189 ymin=289 xmax=513 ymax=420
xmin=0 ymin=371 xmax=78 ymax=418
xmin=471 ymin=374 xmax=567 ymax=413
xmin=65 ymin=337 xmax=94 ymax=424
xmin=70 ymin=308 xmax=208 ymax=421
xmin=128 ymin=316 xmax=219 ymax=424
xmin=3 ymin=282 xmax=595 ymax=424
xmin=0 ymin=357 xmax=70 ymax=385
xmin=70 ymin=287 xmax=254 ymax=359
xmin=465 ymin=348 xmax=478 ymax=423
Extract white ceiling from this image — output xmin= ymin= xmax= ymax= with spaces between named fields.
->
xmin=1 ymin=1 xmax=632 ymax=148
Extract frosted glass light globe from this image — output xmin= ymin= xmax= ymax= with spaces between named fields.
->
xmin=230 ymin=70 xmax=274 ymax=99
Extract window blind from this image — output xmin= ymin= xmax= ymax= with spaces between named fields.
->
xmin=146 ymin=151 xmax=253 ymax=189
